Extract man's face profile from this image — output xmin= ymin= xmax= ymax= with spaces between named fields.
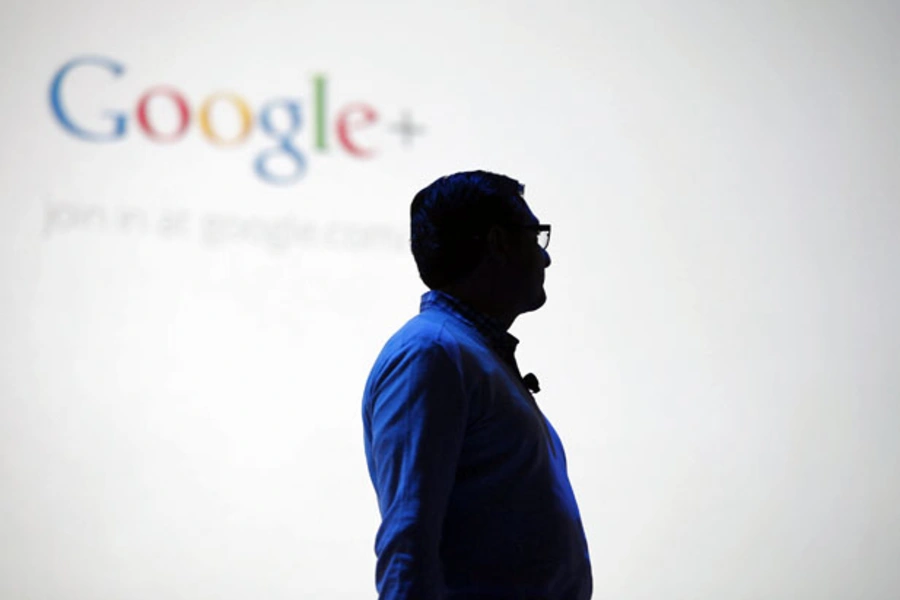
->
xmin=497 ymin=202 xmax=551 ymax=316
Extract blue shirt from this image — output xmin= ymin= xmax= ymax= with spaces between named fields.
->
xmin=362 ymin=291 xmax=592 ymax=599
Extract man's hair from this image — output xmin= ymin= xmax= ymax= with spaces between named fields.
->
xmin=410 ymin=170 xmax=527 ymax=289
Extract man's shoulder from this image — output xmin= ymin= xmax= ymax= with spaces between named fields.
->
xmin=379 ymin=309 xmax=478 ymax=359
xmin=365 ymin=310 xmax=488 ymax=383
xmin=362 ymin=313 xmax=452 ymax=399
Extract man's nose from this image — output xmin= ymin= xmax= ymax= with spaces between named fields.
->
xmin=542 ymin=248 xmax=551 ymax=268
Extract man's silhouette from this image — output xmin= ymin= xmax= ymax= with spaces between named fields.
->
xmin=362 ymin=171 xmax=592 ymax=599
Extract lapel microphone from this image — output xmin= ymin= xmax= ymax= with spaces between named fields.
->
xmin=522 ymin=373 xmax=540 ymax=394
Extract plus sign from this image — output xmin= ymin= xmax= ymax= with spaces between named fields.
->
xmin=388 ymin=111 xmax=425 ymax=146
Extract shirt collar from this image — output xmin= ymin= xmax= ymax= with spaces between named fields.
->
xmin=420 ymin=290 xmax=520 ymax=358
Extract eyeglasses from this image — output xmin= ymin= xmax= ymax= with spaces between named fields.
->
xmin=515 ymin=223 xmax=551 ymax=250
xmin=469 ymin=223 xmax=552 ymax=249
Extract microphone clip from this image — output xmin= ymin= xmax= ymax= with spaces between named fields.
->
xmin=522 ymin=373 xmax=540 ymax=394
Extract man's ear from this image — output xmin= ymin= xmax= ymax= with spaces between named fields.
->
xmin=485 ymin=225 xmax=510 ymax=264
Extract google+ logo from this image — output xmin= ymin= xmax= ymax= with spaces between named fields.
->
xmin=49 ymin=56 xmax=425 ymax=185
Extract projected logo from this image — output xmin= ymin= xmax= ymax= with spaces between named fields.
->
xmin=49 ymin=56 xmax=425 ymax=185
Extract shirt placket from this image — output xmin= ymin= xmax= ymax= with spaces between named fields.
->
xmin=495 ymin=344 xmax=557 ymax=458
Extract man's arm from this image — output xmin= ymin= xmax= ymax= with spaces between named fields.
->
xmin=367 ymin=341 xmax=468 ymax=599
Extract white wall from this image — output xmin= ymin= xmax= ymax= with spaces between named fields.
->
xmin=1 ymin=1 xmax=898 ymax=598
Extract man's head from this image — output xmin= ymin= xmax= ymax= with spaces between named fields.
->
xmin=410 ymin=170 xmax=552 ymax=323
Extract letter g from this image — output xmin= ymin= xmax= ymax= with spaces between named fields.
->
xmin=49 ymin=56 xmax=126 ymax=141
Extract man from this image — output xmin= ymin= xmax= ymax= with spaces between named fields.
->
xmin=362 ymin=171 xmax=592 ymax=599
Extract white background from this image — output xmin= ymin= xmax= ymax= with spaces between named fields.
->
xmin=1 ymin=1 xmax=898 ymax=598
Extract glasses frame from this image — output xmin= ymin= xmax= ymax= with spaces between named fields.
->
xmin=511 ymin=223 xmax=551 ymax=250
xmin=467 ymin=223 xmax=552 ymax=250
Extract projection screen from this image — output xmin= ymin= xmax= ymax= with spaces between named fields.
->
xmin=1 ymin=1 xmax=898 ymax=598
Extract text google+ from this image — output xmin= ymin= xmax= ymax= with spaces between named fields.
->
xmin=49 ymin=56 xmax=424 ymax=185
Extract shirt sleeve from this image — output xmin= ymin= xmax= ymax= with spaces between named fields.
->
xmin=367 ymin=341 xmax=468 ymax=600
